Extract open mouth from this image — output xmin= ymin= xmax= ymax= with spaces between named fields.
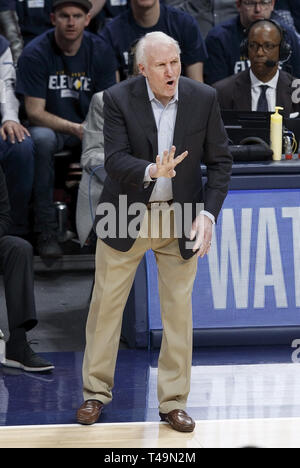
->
xmin=166 ymin=80 xmax=175 ymax=86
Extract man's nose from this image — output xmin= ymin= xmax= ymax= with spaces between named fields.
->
xmin=165 ymin=64 xmax=172 ymax=76
xmin=254 ymin=2 xmax=263 ymax=12
xmin=256 ymin=44 xmax=265 ymax=55
xmin=67 ymin=16 xmax=76 ymax=25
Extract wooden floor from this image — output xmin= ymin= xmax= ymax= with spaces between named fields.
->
xmin=1 ymin=417 xmax=300 ymax=448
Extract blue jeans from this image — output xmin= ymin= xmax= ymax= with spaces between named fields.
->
xmin=29 ymin=127 xmax=81 ymax=233
xmin=0 ymin=135 xmax=34 ymax=235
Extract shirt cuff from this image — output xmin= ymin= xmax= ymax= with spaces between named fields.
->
xmin=1 ymin=104 xmax=19 ymax=124
xmin=1 ymin=113 xmax=19 ymax=125
xmin=144 ymin=163 xmax=156 ymax=188
xmin=200 ymin=210 xmax=215 ymax=224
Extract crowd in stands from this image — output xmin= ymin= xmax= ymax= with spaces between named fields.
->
xmin=0 ymin=0 xmax=300 ymax=260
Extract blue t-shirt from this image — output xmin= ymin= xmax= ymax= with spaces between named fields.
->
xmin=16 ymin=0 xmax=53 ymax=45
xmin=0 ymin=0 xmax=16 ymax=11
xmin=205 ymin=15 xmax=300 ymax=85
xmin=16 ymin=29 xmax=117 ymax=123
xmin=100 ymin=2 xmax=207 ymax=79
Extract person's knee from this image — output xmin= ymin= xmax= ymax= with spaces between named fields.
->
xmin=11 ymin=236 xmax=33 ymax=256
xmin=29 ymin=127 xmax=57 ymax=158
xmin=10 ymin=136 xmax=35 ymax=165
xmin=1 ymin=236 xmax=34 ymax=262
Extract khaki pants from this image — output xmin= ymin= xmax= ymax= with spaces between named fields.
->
xmin=82 ymin=206 xmax=198 ymax=413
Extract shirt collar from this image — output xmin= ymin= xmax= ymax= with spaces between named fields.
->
xmin=146 ymin=78 xmax=179 ymax=105
xmin=250 ymin=68 xmax=280 ymax=89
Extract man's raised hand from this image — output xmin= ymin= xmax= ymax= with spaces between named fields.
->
xmin=149 ymin=145 xmax=188 ymax=179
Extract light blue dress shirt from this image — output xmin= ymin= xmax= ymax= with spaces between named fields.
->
xmin=144 ymin=79 xmax=215 ymax=223
xmin=145 ymin=79 xmax=178 ymax=202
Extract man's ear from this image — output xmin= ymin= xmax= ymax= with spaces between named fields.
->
xmin=84 ymin=13 xmax=91 ymax=28
xmin=139 ymin=63 xmax=147 ymax=78
xmin=50 ymin=12 xmax=56 ymax=26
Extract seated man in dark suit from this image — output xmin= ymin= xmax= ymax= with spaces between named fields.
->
xmin=0 ymin=34 xmax=34 ymax=239
xmin=0 ymin=166 xmax=54 ymax=373
xmin=205 ymin=0 xmax=300 ymax=85
xmin=213 ymin=19 xmax=300 ymax=116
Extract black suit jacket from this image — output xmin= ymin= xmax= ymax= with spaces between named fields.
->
xmin=96 ymin=75 xmax=232 ymax=259
xmin=213 ymin=69 xmax=300 ymax=117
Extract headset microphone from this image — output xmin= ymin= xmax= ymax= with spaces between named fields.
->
xmin=264 ymin=60 xmax=278 ymax=67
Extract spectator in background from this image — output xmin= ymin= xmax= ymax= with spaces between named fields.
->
xmin=274 ymin=0 xmax=300 ymax=39
xmin=16 ymin=0 xmax=117 ymax=259
xmin=15 ymin=0 xmax=53 ymax=46
xmin=15 ymin=0 xmax=110 ymax=45
xmin=76 ymin=39 xmax=139 ymax=248
xmin=0 ymin=166 xmax=54 ymax=373
xmin=100 ymin=0 xmax=207 ymax=82
xmin=213 ymin=19 xmax=300 ymax=117
xmin=163 ymin=0 xmax=238 ymax=38
xmin=88 ymin=0 xmax=129 ymax=34
xmin=205 ymin=0 xmax=300 ymax=85
xmin=0 ymin=34 xmax=34 ymax=239
xmin=0 ymin=0 xmax=23 ymax=64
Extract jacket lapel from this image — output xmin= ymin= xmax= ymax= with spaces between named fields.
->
xmin=173 ymin=78 xmax=191 ymax=153
xmin=234 ymin=70 xmax=252 ymax=110
xmin=130 ymin=77 xmax=158 ymax=159
xmin=276 ymin=71 xmax=292 ymax=116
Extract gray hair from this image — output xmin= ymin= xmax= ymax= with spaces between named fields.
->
xmin=135 ymin=32 xmax=181 ymax=67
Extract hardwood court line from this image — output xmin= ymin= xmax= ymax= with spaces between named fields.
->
xmin=2 ymin=417 xmax=300 ymax=448
xmin=0 ymin=421 xmax=203 ymax=448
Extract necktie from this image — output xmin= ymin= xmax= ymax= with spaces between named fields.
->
xmin=257 ymin=85 xmax=269 ymax=112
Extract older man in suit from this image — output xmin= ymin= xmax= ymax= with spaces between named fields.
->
xmin=213 ymin=19 xmax=300 ymax=116
xmin=76 ymin=31 xmax=232 ymax=431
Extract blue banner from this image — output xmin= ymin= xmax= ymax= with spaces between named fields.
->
xmin=147 ymin=189 xmax=300 ymax=330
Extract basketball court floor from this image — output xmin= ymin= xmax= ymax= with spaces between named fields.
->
xmin=1 ymin=270 xmax=300 ymax=448
xmin=1 ymin=346 xmax=300 ymax=448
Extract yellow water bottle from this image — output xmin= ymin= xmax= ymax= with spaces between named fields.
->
xmin=270 ymin=106 xmax=284 ymax=161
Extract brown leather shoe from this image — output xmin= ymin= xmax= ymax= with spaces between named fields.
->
xmin=77 ymin=400 xmax=103 ymax=425
xmin=159 ymin=409 xmax=195 ymax=433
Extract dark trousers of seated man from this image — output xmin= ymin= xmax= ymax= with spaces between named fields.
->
xmin=29 ymin=127 xmax=81 ymax=234
xmin=0 ymin=135 xmax=34 ymax=237
xmin=0 ymin=236 xmax=37 ymax=346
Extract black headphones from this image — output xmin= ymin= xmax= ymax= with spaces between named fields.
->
xmin=240 ymin=19 xmax=292 ymax=63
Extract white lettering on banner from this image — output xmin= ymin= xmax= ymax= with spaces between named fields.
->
xmin=208 ymin=207 xmax=299 ymax=310
xmin=208 ymin=208 xmax=252 ymax=309
xmin=254 ymin=208 xmax=287 ymax=309
xmin=291 ymin=339 xmax=300 ymax=363
xmin=282 ymin=207 xmax=300 ymax=307
xmin=292 ymin=79 xmax=300 ymax=104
